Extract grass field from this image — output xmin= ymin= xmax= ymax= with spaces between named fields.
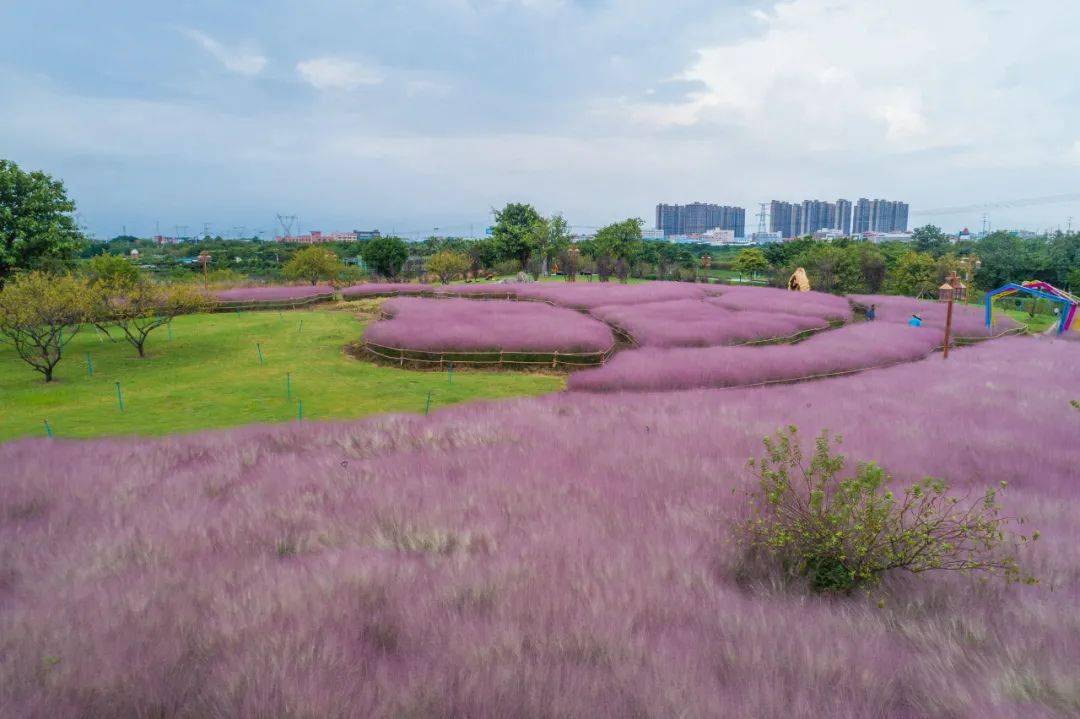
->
xmin=0 ymin=308 xmax=562 ymax=441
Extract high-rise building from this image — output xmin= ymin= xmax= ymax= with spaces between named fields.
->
xmin=800 ymin=200 xmax=838 ymax=235
xmin=655 ymin=203 xmax=745 ymax=237
xmin=769 ymin=201 xmax=802 ymax=239
xmin=853 ymin=198 xmax=909 ymax=233
xmin=835 ymin=199 xmax=852 ymax=235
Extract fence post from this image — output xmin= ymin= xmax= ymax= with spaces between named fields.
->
xmin=552 ymin=351 xmax=558 ymax=369
xmin=399 ymin=348 xmax=404 ymax=366
xmin=286 ymin=372 xmax=292 ymax=400
xmin=297 ymin=398 xmax=303 ymax=421
xmin=257 ymin=342 xmax=265 ymax=365
xmin=499 ymin=350 xmax=504 ymax=369
xmin=44 ymin=419 xmax=53 ymax=438
xmin=86 ymin=352 xmax=93 ymax=376
xmin=424 ymin=390 xmax=433 ymax=415
xmin=115 ymin=381 xmax=125 ymax=412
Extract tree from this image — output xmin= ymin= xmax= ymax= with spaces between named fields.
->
xmin=537 ymin=213 xmax=571 ymax=276
xmin=85 ymin=253 xmax=140 ymax=286
xmin=889 ymin=251 xmax=937 ymax=297
xmin=283 ymin=246 xmax=343 ymax=285
xmin=911 ymin=225 xmax=950 ymax=255
xmin=732 ymin=248 xmax=769 ymax=279
xmin=1068 ymin=267 xmax=1080 ymax=293
xmin=0 ymin=271 xmax=89 ymax=381
xmin=92 ymin=279 xmax=208 ymax=358
xmin=360 ymin=236 xmax=409 ymax=279
xmin=0 ymin=160 xmax=86 ymax=286
xmin=492 ymin=203 xmax=544 ymax=268
xmin=593 ymin=218 xmax=644 ymax=282
xmin=427 ymin=250 xmax=471 ymax=284
xmin=466 ymin=237 xmax=500 ymax=274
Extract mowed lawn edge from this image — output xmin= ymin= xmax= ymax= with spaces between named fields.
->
xmin=0 ymin=309 xmax=563 ymax=441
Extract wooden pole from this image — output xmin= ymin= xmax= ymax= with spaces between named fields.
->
xmin=943 ymin=296 xmax=954 ymax=359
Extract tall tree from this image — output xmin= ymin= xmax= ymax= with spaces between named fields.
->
xmin=284 ymin=246 xmax=343 ymax=285
xmin=732 ymin=248 xmax=770 ymax=279
xmin=360 ymin=236 xmax=409 ymax=279
xmin=0 ymin=160 xmax=85 ymax=286
xmin=593 ymin=218 xmax=644 ymax=282
xmin=426 ymin=250 xmax=471 ymax=284
xmin=911 ymin=225 xmax=949 ymax=255
xmin=0 ymin=272 xmax=89 ymax=381
xmin=492 ymin=203 xmax=544 ymax=269
xmin=888 ymin=251 xmax=938 ymax=297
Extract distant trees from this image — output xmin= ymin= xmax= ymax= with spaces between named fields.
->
xmin=283 ymin=246 xmax=343 ymax=285
xmin=888 ymin=251 xmax=937 ymax=297
xmin=0 ymin=272 xmax=89 ymax=381
xmin=911 ymin=225 xmax=949 ymax=255
xmin=360 ymin=236 xmax=409 ymax=280
xmin=492 ymin=203 xmax=546 ymax=270
xmin=427 ymin=250 xmax=471 ymax=284
xmin=732 ymin=248 xmax=769 ymax=280
xmin=0 ymin=160 xmax=86 ymax=286
xmin=593 ymin=218 xmax=644 ymax=282
xmin=85 ymin=253 xmax=140 ymax=286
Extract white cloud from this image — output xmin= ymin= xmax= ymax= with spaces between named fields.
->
xmin=182 ymin=29 xmax=266 ymax=76
xmin=296 ymin=57 xmax=384 ymax=91
xmin=610 ymin=0 xmax=1080 ymax=165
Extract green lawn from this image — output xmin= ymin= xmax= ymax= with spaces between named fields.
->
xmin=0 ymin=309 xmax=563 ymax=442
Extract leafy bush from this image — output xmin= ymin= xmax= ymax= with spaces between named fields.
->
xmin=738 ymin=426 xmax=1037 ymax=593
xmin=284 ymin=246 xmax=343 ymax=286
xmin=427 ymin=250 xmax=471 ymax=284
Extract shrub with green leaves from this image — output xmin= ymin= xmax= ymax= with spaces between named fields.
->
xmin=738 ymin=426 xmax=1037 ymax=593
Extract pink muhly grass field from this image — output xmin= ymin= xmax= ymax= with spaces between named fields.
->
xmin=708 ymin=285 xmax=852 ymax=321
xmin=851 ymin=293 xmax=1020 ymax=338
xmin=363 ymin=297 xmax=615 ymax=353
xmin=213 ymin=284 xmax=335 ymax=303
xmin=569 ymin=322 xmax=944 ymax=391
xmin=513 ymin=281 xmax=711 ymax=309
xmin=590 ymin=299 xmax=829 ymax=347
xmin=1 ymin=337 xmax=1077 ymax=717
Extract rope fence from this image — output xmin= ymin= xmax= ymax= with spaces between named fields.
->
xmin=359 ymin=339 xmax=617 ymax=370
xmin=214 ymin=292 xmax=336 ymax=312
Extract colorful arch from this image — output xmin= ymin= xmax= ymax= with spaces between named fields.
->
xmin=985 ymin=281 xmax=1077 ymax=334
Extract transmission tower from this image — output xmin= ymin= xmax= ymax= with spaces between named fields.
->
xmin=276 ymin=214 xmax=298 ymax=239
xmin=755 ymin=202 xmax=769 ymax=235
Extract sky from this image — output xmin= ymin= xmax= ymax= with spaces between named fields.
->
xmin=2 ymin=0 xmax=1080 ymax=239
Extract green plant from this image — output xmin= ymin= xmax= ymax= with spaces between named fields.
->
xmin=426 ymin=249 xmax=471 ymax=284
xmin=738 ymin=426 xmax=1037 ymax=593
xmin=0 ymin=271 xmax=89 ymax=381
xmin=283 ymin=246 xmax=343 ymax=286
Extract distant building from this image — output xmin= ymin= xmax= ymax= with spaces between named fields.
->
xmin=641 ymin=228 xmax=666 ymax=240
xmin=859 ymin=231 xmax=913 ymax=243
xmin=656 ymin=202 xmax=746 ymax=238
xmin=701 ymin=228 xmax=736 ymax=245
xmin=813 ymin=228 xmax=846 ymax=241
xmin=153 ymin=235 xmax=182 ymax=245
xmin=769 ymin=201 xmax=802 ymax=239
xmin=275 ymin=230 xmax=359 ymax=243
xmin=853 ymin=199 xmax=909 ymax=233
xmin=354 ymin=230 xmax=381 ymax=240
xmin=835 ymin=199 xmax=852 ymax=235
xmin=751 ymin=231 xmax=783 ymax=244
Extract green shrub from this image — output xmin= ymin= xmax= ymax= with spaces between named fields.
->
xmin=737 ymin=426 xmax=1037 ymax=593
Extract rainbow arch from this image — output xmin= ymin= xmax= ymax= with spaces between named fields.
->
xmin=985 ymin=281 xmax=1078 ymax=334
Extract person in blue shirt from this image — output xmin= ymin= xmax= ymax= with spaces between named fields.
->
xmin=866 ymin=304 xmax=877 ymax=321
xmin=908 ymin=313 xmax=923 ymax=327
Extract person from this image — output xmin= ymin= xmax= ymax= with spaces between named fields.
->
xmin=908 ymin=313 xmax=923 ymax=327
xmin=866 ymin=304 xmax=877 ymax=321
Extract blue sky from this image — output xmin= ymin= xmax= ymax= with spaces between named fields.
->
xmin=3 ymin=0 xmax=1079 ymax=238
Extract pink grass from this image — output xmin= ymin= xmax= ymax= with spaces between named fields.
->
xmin=1 ymin=336 xmax=1077 ymax=717
xmin=851 ymin=293 xmax=1021 ymax=338
xmin=590 ymin=299 xmax=829 ymax=347
xmin=707 ymin=285 xmax=852 ymax=321
xmin=364 ymin=297 xmax=615 ymax=353
xmin=569 ymin=322 xmax=944 ymax=391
